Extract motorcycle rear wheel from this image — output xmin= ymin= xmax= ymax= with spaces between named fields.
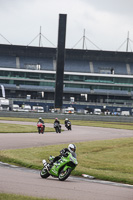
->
xmin=40 ymin=167 xmax=50 ymax=178
xmin=59 ymin=168 xmax=72 ymax=181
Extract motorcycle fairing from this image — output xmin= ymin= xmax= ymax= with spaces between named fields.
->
xmin=49 ymin=153 xmax=77 ymax=177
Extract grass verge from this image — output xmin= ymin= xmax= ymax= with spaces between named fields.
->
xmin=0 ymin=123 xmax=54 ymax=133
xmin=0 ymin=138 xmax=133 ymax=185
xmin=0 ymin=193 xmax=57 ymax=200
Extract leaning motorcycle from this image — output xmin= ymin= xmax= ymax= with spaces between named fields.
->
xmin=66 ymin=121 xmax=72 ymax=130
xmin=37 ymin=122 xmax=44 ymax=134
xmin=40 ymin=152 xmax=78 ymax=181
xmin=54 ymin=122 xmax=61 ymax=133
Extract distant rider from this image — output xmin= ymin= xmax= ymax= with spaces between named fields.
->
xmin=54 ymin=118 xmax=61 ymax=128
xmin=64 ymin=118 xmax=70 ymax=128
xmin=37 ymin=117 xmax=45 ymax=133
xmin=54 ymin=118 xmax=60 ymax=125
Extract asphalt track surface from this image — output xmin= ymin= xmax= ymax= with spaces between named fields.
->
xmin=0 ymin=120 xmax=133 ymax=200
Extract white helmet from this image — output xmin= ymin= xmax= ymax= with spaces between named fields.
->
xmin=65 ymin=118 xmax=68 ymax=121
xmin=68 ymin=144 xmax=76 ymax=153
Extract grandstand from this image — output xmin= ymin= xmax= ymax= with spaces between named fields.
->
xmin=0 ymin=44 xmax=133 ymax=112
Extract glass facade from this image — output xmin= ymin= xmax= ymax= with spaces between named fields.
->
xmin=0 ymin=69 xmax=133 ymax=103
xmin=0 ymin=70 xmax=133 ymax=91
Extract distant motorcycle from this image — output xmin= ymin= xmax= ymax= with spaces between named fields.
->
xmin=40 ymin=152 xmax=78 ymax=181
xmin=65 ymin=121 xmax=72 ymax=130
xmin=54 ymin=122 xmax=61 ymax=133
xmin=37 ymin=122 xmax=45 ymax=134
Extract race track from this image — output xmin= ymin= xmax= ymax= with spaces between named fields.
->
xmin=0 ymin=120 xmax=133 ymax=200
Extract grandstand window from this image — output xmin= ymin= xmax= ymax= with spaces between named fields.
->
xmin=40 ymin=82 xmax=55 ymax=87
xmin=93 ymin=85 xmax=112 ymax=90
xmin=65 ymin=83 xmax=84 ymax=88
xmin=91 ymin=85 xmax=131 ymax=91
xmin=26 ymin=73 xmax=40 ymax=79
xmin=12 ymin=71 xmax=25 ymax=78
xmin=114 ymin=77 xmax=133 ymax=84
xmin=69 ymin=75 xmax=84 ymax=82
xmin=84 ymin=76 xmax=99 ymax=83
xmin=83 ymin=85 xmax=91 ymax=89
xmin=1 ymin=71 xmax=56 ymax=80
xmin=9 ymin=80 xmax=14 ymax=84
xmin=12 ymin=80 xmax=55 ymax=87
xmin=0 ymin=71 xmax=11 ymax=77
xmin=42 ymin=74 xmax=55 ymax=80
xmin=64 ymin=75 xmax=70 ymax=81
xmin=17 ymin=72 xmax=25 ymax=77
xmin=13 ymin=80 xmax=39 ymax=86
xmin=99 ymin=77 xmax=113 ymax=83
xmin=0 ymin=80 xmax=8 ymax=84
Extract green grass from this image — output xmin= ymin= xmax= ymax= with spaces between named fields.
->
xmin=0 ymin=123 xmax=54 ymax=133
xmin=0 ymin=193 xmax=57 ymax=200
xmin=0 ymin=117 xmax=133 ymax=130
xmin=71 ymin=120 xmax=133 ymax=130
xmin=0 ymin=138 xmax=133 ymax=185
xmin=0 ymin=117 xmax=133 ymax=185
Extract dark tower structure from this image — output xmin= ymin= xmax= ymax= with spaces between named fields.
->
xmin=54 ymin=14 xmax=67 ymax=109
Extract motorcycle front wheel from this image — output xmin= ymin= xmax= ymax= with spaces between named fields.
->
xmin=55 ymin=127 xmax=58 ymax=133
xmin=59 ymin=168 xmax=72 ymax=181
xmin=38 ymin=128 xmax=41 ymax=134
xmin=40 ymin=167 xmax=50 ymax=178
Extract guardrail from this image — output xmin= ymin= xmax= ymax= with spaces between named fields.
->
xmin=0 ymin=111 xmax=133 ymax=122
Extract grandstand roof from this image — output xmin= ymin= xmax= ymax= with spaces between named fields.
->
xmin=0 ymin=44 xmax=133 ymax=62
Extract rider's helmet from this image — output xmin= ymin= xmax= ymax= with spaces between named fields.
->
xmin=68 ymin=144 xmax=76 ymax=153
xmin=39 ymin=117 xmax=42 ymax=121
xmin=55 ymin=118 xmax=58 ymax=121
xmin=65 ymin=118 xmax=68 ymax=121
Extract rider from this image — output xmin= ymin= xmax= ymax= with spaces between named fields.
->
xmin=54 ymin=118 xmax=61 ymax=127
xmin=54 ymin=117 xmax=60 ymax=125
xmin=49 ymin=144 xmax=77 ymax=168
xmin=37 ymin=117 xmax=45 ymax=133
xmin=64 ymin=118 xmax=70 ymax=128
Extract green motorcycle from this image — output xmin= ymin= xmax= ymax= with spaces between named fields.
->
xmin=40 ymin=152 xmax=78 ymax=181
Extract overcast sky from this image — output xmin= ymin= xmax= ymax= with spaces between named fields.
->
xmin=0 ymin=0 xmax=133 ymax=51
